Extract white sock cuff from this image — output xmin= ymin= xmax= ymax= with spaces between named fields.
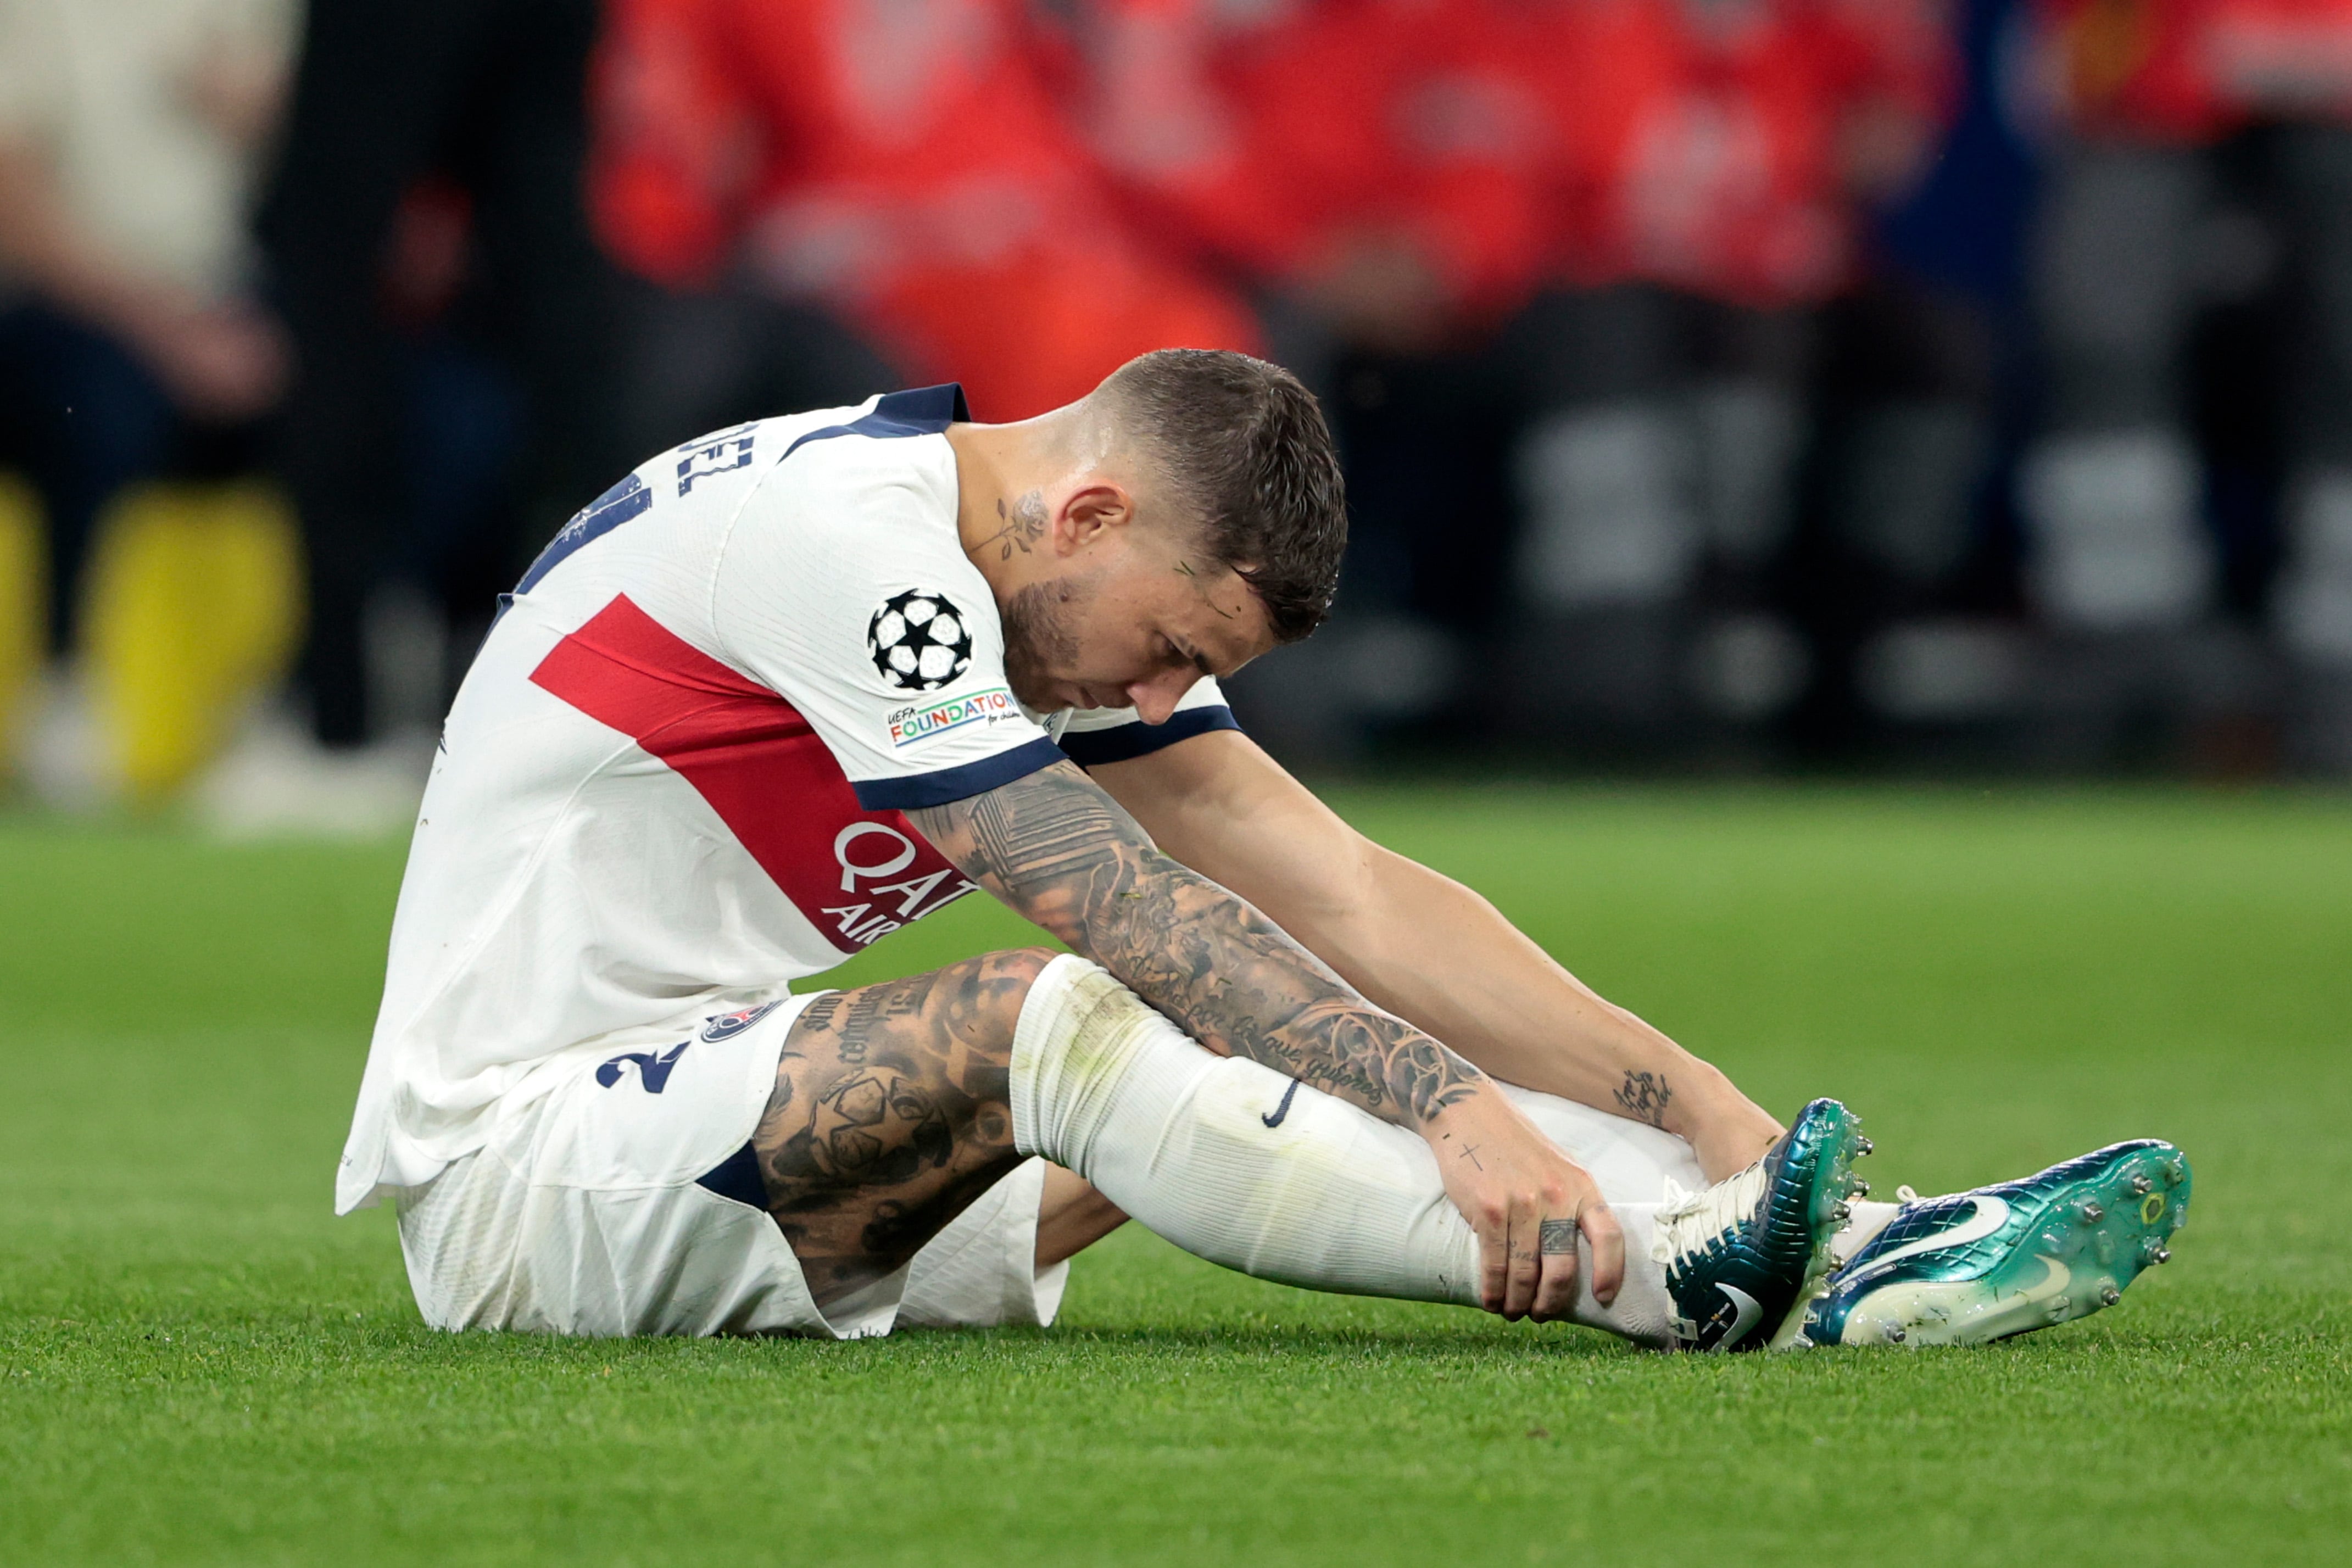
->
xmin=1011 ymin=953 xmax=1097 ymax=1158
xmin=1010 ymin=952 xmax=1185 ymax=1169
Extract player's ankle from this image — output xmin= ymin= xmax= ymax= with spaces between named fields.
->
xmin=1671 ymin=1073 xmax=1783 ymax=1182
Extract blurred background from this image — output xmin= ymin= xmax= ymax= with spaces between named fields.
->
xmin=5 ymin=0 xmax=2352 ymax=834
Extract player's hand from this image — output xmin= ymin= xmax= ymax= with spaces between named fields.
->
xmin=1421 ymin=1085 xmax=1624 ymax=1322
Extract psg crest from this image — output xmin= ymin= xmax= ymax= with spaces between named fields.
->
xmin=699 ymin=1000 xmax=784 ymax=1042
xmin=867 ymin=589 xmax=973 ymax=692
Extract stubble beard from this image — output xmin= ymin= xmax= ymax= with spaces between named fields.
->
xmin=1000 ymin=575 xmax=1089 ymax=711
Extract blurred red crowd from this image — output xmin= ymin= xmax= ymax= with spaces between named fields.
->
xmin=588 ymin=0 xmax=1958 ymax=418
xmin=14 ymin=0 xmax=2352 ymax=807
xmin=583 ymin=0 xmax=2352 ymax=421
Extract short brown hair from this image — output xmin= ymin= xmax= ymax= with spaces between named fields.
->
xmin=1099 ymin=348 xmax=1347 ymax=643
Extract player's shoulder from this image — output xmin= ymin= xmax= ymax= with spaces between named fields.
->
xmin=708 ymin=387 xmax=1002 ymax=692
xmin=651 ymin=383 xmax=969 ymax=516
xmin=733 ymin=386 xmax=966 ymax=534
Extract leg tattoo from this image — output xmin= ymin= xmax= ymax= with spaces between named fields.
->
xmin=1614 ymin=1069 xmax=1673 ymax=1129
xmin=754 ymin=950 xmax=1050 ymax=1304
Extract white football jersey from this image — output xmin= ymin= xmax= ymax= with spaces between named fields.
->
xmin=336 ymin=387 xmax=1236 ymax=1214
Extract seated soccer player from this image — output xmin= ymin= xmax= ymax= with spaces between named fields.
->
xmin=341 ymin=350 xmax=2188 ymax=1350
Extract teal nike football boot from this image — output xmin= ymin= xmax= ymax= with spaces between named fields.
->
xmin=1799 ymin=1139 xmax=2190 ymax=1348
xmin=1659 ymin=1098 xmax=1869 ymax=1353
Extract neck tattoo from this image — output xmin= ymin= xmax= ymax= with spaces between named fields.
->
xmin=978 ymin=490 xmax=1049 ymax=561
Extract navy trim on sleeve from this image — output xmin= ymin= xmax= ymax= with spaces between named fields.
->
xmin=1056 ymin=705 xmax=1241 ymax=767
xmin=694 ymin=1140 xmax=770 ymax=1210
xmin=850 ymin=735 xmax=1064 ymax=811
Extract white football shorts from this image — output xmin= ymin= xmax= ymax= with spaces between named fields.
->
xmin=394 ymin=992 xmax=1071 ymax=1338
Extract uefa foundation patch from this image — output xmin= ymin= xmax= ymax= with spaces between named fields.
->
xmin=887 ymin=686 xmax=1019 ymax=747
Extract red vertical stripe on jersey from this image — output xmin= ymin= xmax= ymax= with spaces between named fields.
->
xmin=528 ymin=594 xmax=972 ymax=953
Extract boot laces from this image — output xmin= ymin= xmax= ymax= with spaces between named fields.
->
xmin=1652 ymin=1159 xmax=1769 ymax=1271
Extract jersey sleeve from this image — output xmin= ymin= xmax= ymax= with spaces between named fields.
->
xmin=710 ymin=434 xmax=1064 ymax=810
xmin=1055 ymin=677 xmax=1241 ymax=767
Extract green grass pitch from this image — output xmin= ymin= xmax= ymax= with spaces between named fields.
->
xmin=3 ymin=786 xmax=2348 ymax=1566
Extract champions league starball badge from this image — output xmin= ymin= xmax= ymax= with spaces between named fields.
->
xmin=867 ymin=589 xmax=974 ymax=692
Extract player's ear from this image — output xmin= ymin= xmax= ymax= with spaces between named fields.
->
xmin=1057 ymin=482 xmax=1135 ymax=553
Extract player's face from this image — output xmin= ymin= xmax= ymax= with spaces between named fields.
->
xmin=1000 ymin=522 xmax=1275 ymax=721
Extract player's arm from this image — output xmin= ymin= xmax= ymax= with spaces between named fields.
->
xmin=1088 ymin=729 xmax=1782 ymax=1182
xmin=907 ymin=758 xmax=1625 ymax=1320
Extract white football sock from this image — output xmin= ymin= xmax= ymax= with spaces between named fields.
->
xmin=1009 ymin=955 xmax=1703 ymax=1347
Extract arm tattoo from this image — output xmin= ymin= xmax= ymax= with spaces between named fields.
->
xmin=911 ymin=761 xmax=1486 ymax=1128
xmin=1613 ymin=1069 xmax=1673 ymax=1129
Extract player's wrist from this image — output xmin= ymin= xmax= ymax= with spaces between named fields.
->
xmin=1413 ymin=1074 xmax=1509 ymax=1145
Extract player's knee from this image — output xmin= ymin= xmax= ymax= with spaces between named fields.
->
xmin=977 ymin=946 xmax=1061 ymax=993
xmin=946 ymin=946 xmax=1062 ymax=1044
